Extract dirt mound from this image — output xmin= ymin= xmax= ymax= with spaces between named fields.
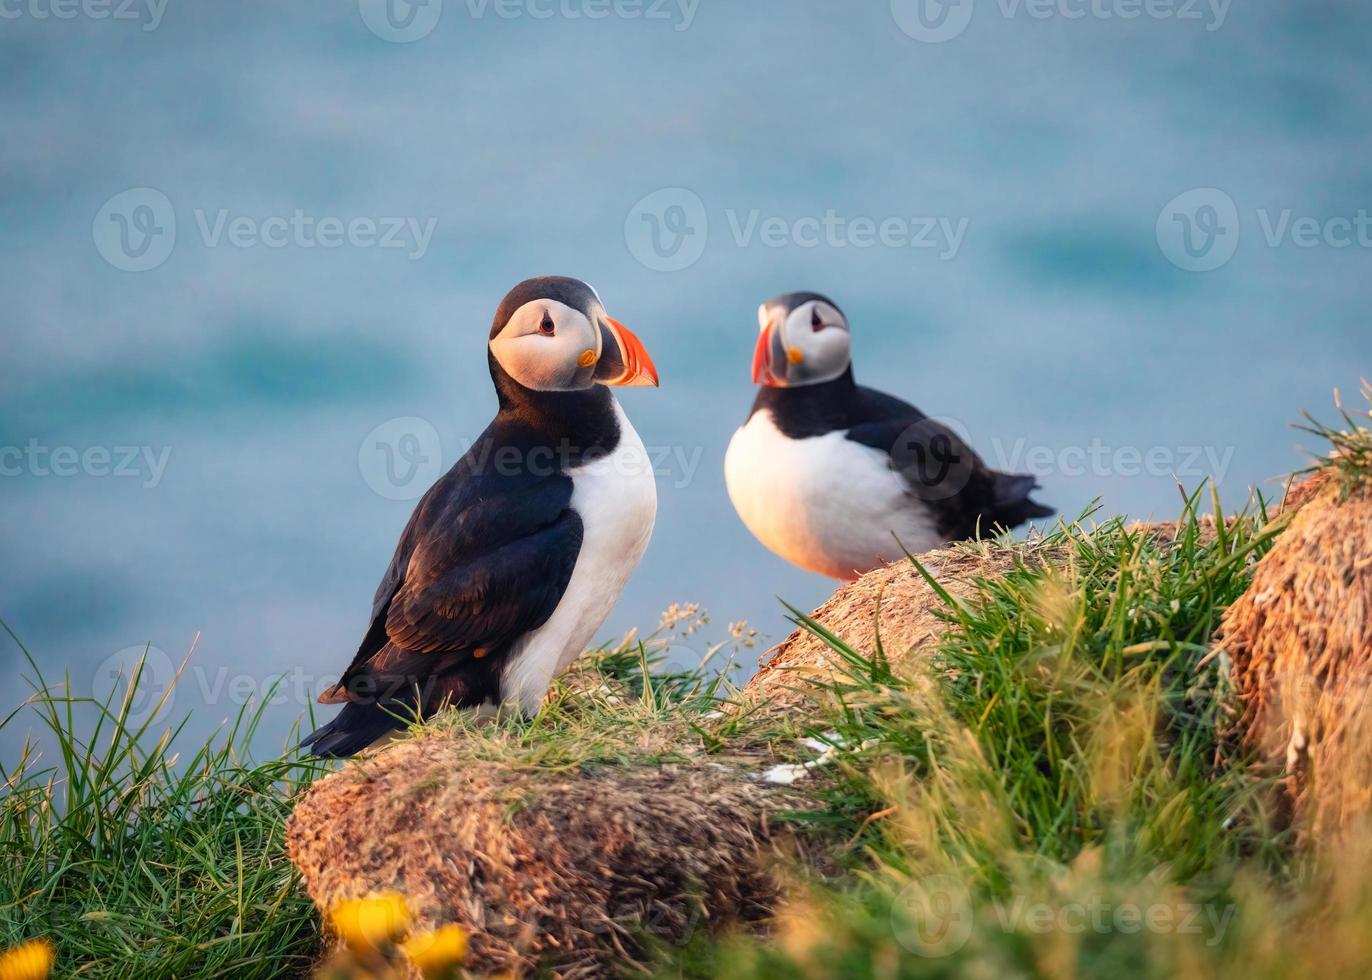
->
xmin=1219 ymin=468 xmax=1372 ymax=840
xmin=286 ymin=737 xmax=791 ymax=977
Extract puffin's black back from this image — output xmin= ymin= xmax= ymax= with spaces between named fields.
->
xmin=749 ymin=367 xmax=1053 ymax=539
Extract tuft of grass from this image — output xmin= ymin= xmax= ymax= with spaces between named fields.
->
xmin=1295 ymin=381 xmax=1372 ymax=492
xmin=413 ymin=614 xmax=770 ymax=772
xmin=0 ymin=628 xmax=329 ymax=978
xmin=922 ymin=492 xmax=1287 ymax=880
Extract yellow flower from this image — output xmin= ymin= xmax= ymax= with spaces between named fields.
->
xmin=401 ymin=924 xmax=469 ymax=979
xmin=0 ymin=939 xmax=54 ymax=980
xmin=328 ymin=892 xmax=411 ymax=955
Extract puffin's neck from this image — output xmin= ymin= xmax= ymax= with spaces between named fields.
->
xmin=750 ymin=365 xmax=859 ymax=438
xmin=490 ymin=355 xmax=621 ymax=460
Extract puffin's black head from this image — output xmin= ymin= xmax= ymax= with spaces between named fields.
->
xmin=488 ymin=276 xmax=658 ymax=392
xmin=751 ymin=291 xmax=851 ymax=388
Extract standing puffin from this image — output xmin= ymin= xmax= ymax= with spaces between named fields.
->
xmin=724 ymin=291 xmax=1052 ymax=580
xmin=304 ymin=277 xmax=659 ymax=757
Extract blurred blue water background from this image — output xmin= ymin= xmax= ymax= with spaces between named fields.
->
xmin=1 ymin=0 xmax=1369 ymax=759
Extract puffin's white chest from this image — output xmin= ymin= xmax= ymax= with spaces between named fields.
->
xmin=724 ymin=409 xmax=940 ymax=580
xmin=502 ymin=400 xmax=657 ymax=713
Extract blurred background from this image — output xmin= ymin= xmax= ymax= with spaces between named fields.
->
xmin=1 ymin=0 xmax=1369 ymax=759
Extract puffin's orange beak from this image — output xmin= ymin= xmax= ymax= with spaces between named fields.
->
xmin=752 ymin=319 xmax=782 ymax=386
xmin=597 ymin=316 xmax=659 ymax=387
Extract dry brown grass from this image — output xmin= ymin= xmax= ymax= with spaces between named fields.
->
xmin=1219 ymin=467 xmax=1372 ymax=842
xmin=286 ymin=736 xmax=796 ymax=977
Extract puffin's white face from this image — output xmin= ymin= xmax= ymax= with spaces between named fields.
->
xmin=752 ymin=298 xmax=851 ymax=387
xmin=490 ymin=298 xmax=658 ymax=392
xmin=491 ymin=299 xmax=600 ymax=391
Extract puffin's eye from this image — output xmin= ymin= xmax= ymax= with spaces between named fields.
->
xmin=538 ymin=312 xmax=555 ymax=335
xmin=811 ymin=309 xmax=824 ymax=331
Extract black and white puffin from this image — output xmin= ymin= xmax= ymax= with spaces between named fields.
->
xmin=724 ymin=291 xmax=1052 ymax=581
xmin=304 ymin=276 xmax=659 ymax=757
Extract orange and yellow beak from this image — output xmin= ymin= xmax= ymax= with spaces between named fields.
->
xmin=596 ymin=316 xmax=659 ymax=387
xmin=752 ymin=317 xmax=788 ymax=386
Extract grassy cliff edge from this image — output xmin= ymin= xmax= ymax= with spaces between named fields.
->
xmin=4 ymin=393 xmax=1372 ymax=978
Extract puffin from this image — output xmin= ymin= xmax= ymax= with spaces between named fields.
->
xmin=304 ymin=276 xmax=659 ymax=757
xmin=724 ymin=291 xmax=1053 ymax=580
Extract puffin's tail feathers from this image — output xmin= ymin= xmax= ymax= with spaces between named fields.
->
xmin=301 ymin=698 xmax=414 ymax=759
xmin=989 ymin=472 xmax=1055 ymax=530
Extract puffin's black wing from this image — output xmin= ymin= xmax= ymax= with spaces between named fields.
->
xmin=384 ymin=479 xmax=582 ymax=653
xmin=845 ymin=387 xmax=1053 ymax=540
xmin=304 ymin=447 xmax=582 ymax=757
